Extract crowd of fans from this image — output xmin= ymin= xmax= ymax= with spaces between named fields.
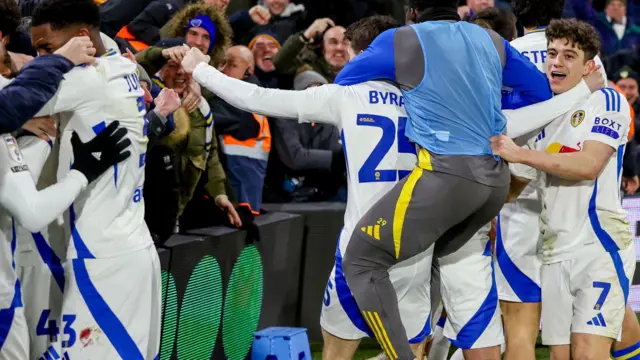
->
xmin=2 ymin=0 xmax=640 ymax=243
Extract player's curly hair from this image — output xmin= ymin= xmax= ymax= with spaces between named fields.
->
xmin=470 ymin=8 xmax=517 ymax=41
xmin=547 ymin=19 xmax=601 ymax=62
xmin=163 ymin=3 xmax=232 ymax=67
xmin=406 ymin=0 xmax=458 ymax=12
xmin=512 ymin=0 xmax=565 ymax=29
xmin=32 ymin=0 xmax=100 ymax=30
xmin=0 ymin=0 xmax=21 ymax=38
xmin=345 ymin=16 xmax=400 ymax=53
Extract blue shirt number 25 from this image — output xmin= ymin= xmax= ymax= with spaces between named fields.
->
xmin=356 ymin=114 xmax=416 ymax=183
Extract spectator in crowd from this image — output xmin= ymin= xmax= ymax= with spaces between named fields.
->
xmin=230 ymin=0 xmax=306 ymax=44
xmin=134 ymin=3 xmax=231 ymax=73
xmin=572 ymin=0 xmax=640 ymax=56
xmin=615 ymin=68 xmax=640 ymax=117
xmin=247 ymin=30 xmax=292 ymax=88
xmin=274 ymin=18 xmax=349 ymax=82
xmin=213 ymin=45 xmax=271 ymax=221
xmin=119 ymin=0 xmax=230 ymax=52
xmin=458 ymin=0 xmax=495 ymax=20
xmin=469 ymin=7 xmax=517 ymax=40
xmin=1 ymin=0 xmax=35 ymax=63
xmin=263 ymin=70 xmax=345 ymax=203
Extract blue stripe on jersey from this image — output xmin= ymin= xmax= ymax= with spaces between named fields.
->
xmin=92 ymin=121 xmax=118 ymax=188
xmin=495 ymin=215 xmax=541 ymax=302
xmin=450 ymin=258 xmax=498 ymax=350
xmin=32 ymin=232 xmax=65 ymax=291
xmin=617 ymin=144 xmax=625 ymax=190
xmin=600 ymin=88 xmax=612 ymax=111
xmin=588 ymin=180 xmax=630 ymax=303
xmin=436 ymin=316 xmax=446 ymax=328
xmin=333 ymin=229 xmax=375 ymax=338
xmin=0 ymin=220 xmax=24 ymax=351
xmin=72 ymin=259 xmax=144 ymax=360
xmin=69 ymin=204 xmax=95 ymax=259
xmin=409 ymin=313 xmax=432 ymax=344
xmin=340 ymin=130 xmax=350 ymax=179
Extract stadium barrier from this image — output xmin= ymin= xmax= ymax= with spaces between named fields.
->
xmin=262 ymin=202 xmax=347 ymax=342
xmin=156 ymin=212 xmax=304 ymax=360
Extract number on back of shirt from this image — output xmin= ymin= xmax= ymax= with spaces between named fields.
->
xmin=124 ymin=73 xmax=140 ymax=92
xmin=356 ymin=114 xmax=415 ymax=183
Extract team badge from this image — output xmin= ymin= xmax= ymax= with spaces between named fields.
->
xmin=3 ymin=135 xmax=23 ymax=164
xmin=571 ymin=110 xmax=585 ymax=127
xmin=190 ymin=19 xmax=202 ymax=27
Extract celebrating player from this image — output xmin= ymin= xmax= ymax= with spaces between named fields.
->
xmin=493 ymin=19 xmax=635 ymax=360
xmin=20 ymin=0 xmax=161 ymax=358
xmin=181 ymin=16 xmax=432 ymax=360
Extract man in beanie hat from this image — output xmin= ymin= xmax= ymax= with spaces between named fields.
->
xmin=247 ymin=30 xmax=292 ymax=88
xmin=571 ymin=0 xmax=640 ymax=56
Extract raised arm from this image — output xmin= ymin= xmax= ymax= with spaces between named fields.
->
xmin=189 ymin=60 xmax=343 ymax=126
xmin=0 ymin=54 xmax=74 ymax=133
xmin=501 ymin=39 xmax=553 ymax=108
xmin=504 ymin=80 xmax=592 ymax=138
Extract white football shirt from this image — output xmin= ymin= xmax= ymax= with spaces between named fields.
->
xmin=511 ymin=88 xmax=633 ymax=264
xmin=37 ymin=49 xmax=153 ymax=259
xmin=191 ymin=64 xmax=417 ymax=255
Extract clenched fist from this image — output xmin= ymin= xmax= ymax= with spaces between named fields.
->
xmin=181 ymin=47 xmax=210 ymax=74
xmin=154 ymin=88 xmax=181 ymax=117
xmin=490 ymin=134 xmax=525 ymax=163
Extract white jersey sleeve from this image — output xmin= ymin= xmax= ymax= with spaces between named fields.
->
xmin=16 ymin=136 xmax=53 ymax=182
xmin=0 ymin=134 xmax=87 ymax=232
xmin=191 ymin=62 xmax=344 ymax=126
xmin=581 ymin=89 xmax=630 ymax=149
xmin=504 ymin=80 xmax=591 ymax=138
xmin=34 ymin=66 xmax=104 ymax=127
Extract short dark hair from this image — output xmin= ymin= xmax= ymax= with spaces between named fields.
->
xmin=32 ymin=0 xmax=100 ymax=30
xmin=470 ymin=8 xmax=517 ymax=40
xmin=547 ymin=19 xmax=601 ymax=61
xmin=512 ymin=0 xmax=565 ymax=29
xmin=345 ymin=15 xmax=400 ymax=53
xmin=406 ymin=0 xmax=458 ymax=12
xmin=0 ymin=0 xmax=20 ymax=38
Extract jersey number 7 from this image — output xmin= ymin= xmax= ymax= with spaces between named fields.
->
xmin=357 ymin=114 xmax=415 ymax=183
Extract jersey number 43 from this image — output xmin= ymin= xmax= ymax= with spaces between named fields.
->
xmin=356 ymin=114 xmax=416 ymax=183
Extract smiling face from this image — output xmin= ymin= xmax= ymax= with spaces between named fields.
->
xmin=546 ymin=38 xmax=595 ymax=94
xmin=264 ymin=0 xmax=289 ymax=15
xmin=160 ymin=60 xmax=192 ymax=96
xmin=185 ymin=26 xmax=211 ymax=54
xmin=322 ymin=26 xmax=349 ymax=69
xmin=251 ymin=35 xmax=279 ymax=72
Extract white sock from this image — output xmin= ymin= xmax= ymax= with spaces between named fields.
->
xmin=449 ymin=348 xmax=464 ymax=360
xmin=427 ymin=323 xmax=450 ymax=360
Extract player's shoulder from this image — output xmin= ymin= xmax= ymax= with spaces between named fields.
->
xmin=63 ymin=64 xmax=101 ymax=82
xmin=96 ymin=54 xmax=137 ymax=78
xmin=0 ymin=134 xmax=28 ymax=173
xmin=510 ymin=32 xmax=546 ymax=49
xmin=587 ymin=87 xmax=631 ymax=115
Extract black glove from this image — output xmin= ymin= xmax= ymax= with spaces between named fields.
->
xmin=71 ymin=121 xmax=132 ymax=183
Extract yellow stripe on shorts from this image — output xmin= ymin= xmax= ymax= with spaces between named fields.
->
xmin=417 ymin=148 xmax=433 ymax=171
xmin=362 ymin=311 xmax=397 ymax=359
xmin=392 ymin=167 xmax=423 ymax=259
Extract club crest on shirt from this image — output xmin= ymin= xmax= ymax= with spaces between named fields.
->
xmin=571 ymin=110 xmax=585 ymax=127
xmin=3 ymin=135 xmax=23 ymax=164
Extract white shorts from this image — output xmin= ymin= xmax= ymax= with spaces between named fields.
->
xmin=15 ymin=227 xmax=66 ymax=360
xmin=434 ymin=227 xmax=504 ymax=350
xmin=59 ymin=245 xmax=161 ymax=359
xmin=494 ymin=198 xmax=542 ymax=303
xmin=541 ymin=245 xmax=636 ymax=345
xmin=320 ymin=243 xmax=433 ymax=343
xmin=0 ymin=305 xmax=28 ymax=360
